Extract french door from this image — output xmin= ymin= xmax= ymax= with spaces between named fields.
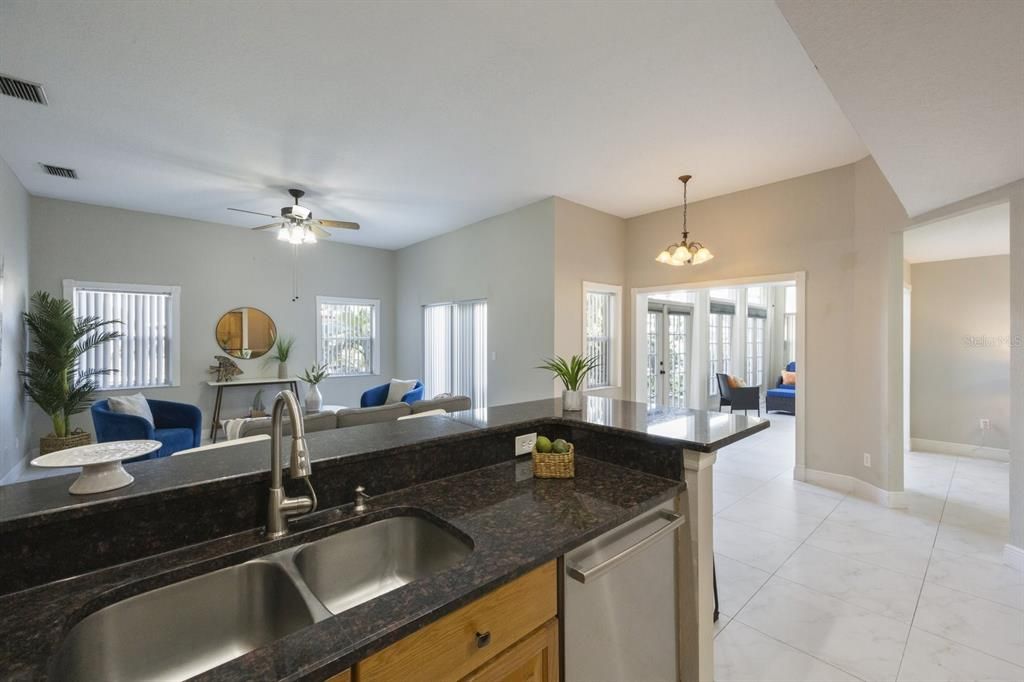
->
xmin=646 ymin=303 xmax=691 ymax=408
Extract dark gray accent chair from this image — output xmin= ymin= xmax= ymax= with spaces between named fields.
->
xmin=715 ymin=373 xmax=761 ymax=416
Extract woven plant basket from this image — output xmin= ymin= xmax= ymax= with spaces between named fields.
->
xmin=39 ymin=430 xmax=92 ymax=455
xmin=532 ymin=443 xmax=575 ymax=479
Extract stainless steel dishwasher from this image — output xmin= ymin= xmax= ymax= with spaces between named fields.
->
xmin=563 ymin=499 xmax=687 ymax=682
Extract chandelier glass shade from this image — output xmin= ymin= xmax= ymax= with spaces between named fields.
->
xmin=655 ymin=174 xmax=714 ymax=266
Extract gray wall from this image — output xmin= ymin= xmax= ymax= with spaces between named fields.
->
xmin=0 ymin=157 xmax=30 ymax=480
xmin=28 ymin=197 xmax=397 ymax=441
xmin=910 ymin=256 xmax=1010 ymax=449
xmin=395 ymin=198 xmax=556 ymax=406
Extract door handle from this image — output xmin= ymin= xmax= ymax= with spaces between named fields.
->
xmin=565 ymin=509 xmax=686 ymax=583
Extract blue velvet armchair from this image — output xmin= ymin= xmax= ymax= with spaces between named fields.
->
xmin=766 ymin=361 xmax=796 ymax=414
xmin=91 ymin=398 xmax=202 ymax=459
xmin=360 ymin=381 xmax=425 ymax=408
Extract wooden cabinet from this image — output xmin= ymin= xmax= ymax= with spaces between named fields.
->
xmin=462 ymin=619 xmax=559 ymax=682
xmin=326 ymin=670 xmax=351 ymax=682
xmin=355 ymin=562 xmax=557 ymax=682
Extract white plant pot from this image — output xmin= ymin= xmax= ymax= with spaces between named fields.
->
xmin=278 ymin=361 xmax=289 ymax=379
xmin=562 ymin=389 xmax=583 ymax=411
xmin=305 ymin=384 xmax=323 ymax=413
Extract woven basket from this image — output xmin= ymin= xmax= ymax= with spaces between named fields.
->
xmin=39 ymin=430 xmax=92 ymax=455
xmin=532 ymin=443 xmax=575 ymax=479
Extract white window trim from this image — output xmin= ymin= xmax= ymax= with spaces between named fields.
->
xmin=582 ymin=281 xmax=623 ymax=391
xmin=315 ymin=295 xmax=381 ymax=377
xmin=62 ymin=279 xmax=182 ymax=390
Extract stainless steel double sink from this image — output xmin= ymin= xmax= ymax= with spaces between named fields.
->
xmin=51 ymin=513 xmax=473 ymax=681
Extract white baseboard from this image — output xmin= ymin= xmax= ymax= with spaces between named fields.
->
xmin=911 ymin=438 xmax=1009 ymax=462
xmin=1004 ymin=544 xmax=1024 ymax=572
xmin=804 ymin=467 xmax=907 ymax=508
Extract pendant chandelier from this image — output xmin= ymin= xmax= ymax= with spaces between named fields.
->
xmin=655 ymin=174 xmax=714 ymax=266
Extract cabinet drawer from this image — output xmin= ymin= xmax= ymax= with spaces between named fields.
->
xmin=356 ymin=562 xmax=557 ymax=682
xmin=462 ymin=619 xmax=559 ymax=682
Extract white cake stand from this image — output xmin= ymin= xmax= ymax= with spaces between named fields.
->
xmin=31 ymin=440 xmax=162 ymax=495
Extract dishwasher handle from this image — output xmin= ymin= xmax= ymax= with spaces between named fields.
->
xmin=565 ymin=508 xmax=686 ymax=584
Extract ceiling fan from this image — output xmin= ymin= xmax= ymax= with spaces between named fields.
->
xmin=228 ymin=188 xmax=360 ymax=244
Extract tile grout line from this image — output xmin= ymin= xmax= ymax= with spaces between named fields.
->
xmin=893 ymin=453 xmax=958 ymax=682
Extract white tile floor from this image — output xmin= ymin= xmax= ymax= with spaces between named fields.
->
xmin=713 ymin=413 xmax=1024 ymax=682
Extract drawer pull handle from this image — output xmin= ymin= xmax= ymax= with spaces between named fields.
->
xmin=475 ymin=631 xmax=491 ymax=648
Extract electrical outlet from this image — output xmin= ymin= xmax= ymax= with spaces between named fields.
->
xmin=863 ymin=452 xmax=872 ymax=467
xmin=515 ymin=432 xmax=537 ymax=456
xmin=980 ymin=418 xmax=992 ymax=430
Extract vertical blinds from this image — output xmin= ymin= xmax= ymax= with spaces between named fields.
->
xmin=585 ymin=291 xmax=613 ymax=388
xmin=73 ymin=287 xmax=172 ymax=389
xmin=319 ymin=300 xmax=376 ymax=375
xmin=423 ymin=300 xmax=487 ymax=408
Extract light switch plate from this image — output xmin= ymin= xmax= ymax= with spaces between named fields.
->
xmin=515 ymin=432 xmax=537 ymax=456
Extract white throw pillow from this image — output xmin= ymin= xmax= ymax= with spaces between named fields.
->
xmin=385 ymin=378 xmax=418 ymax=404
xmin=107 ymin=393 xmax=155 ymax=426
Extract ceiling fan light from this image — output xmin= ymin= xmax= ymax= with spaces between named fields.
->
xmin=303 ymin=227 xmax=317 ymax=244
xmin=276 ymin=225 xmax=289 ymax=241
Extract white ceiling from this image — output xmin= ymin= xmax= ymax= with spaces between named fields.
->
xmin=0 ymin=1 xmax=866 ymax=249
xmin=777 ymin=0 xmax=1024 ymax=217
xmin=903 ymin=202 xmax=1010 ymax=264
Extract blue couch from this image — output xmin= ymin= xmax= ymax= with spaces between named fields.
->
xmin=766 ymin=362 xmax=796 ymax=414
xmin=91 ymin=398 xmax=202 ymax=459
xmin=360 ymin=381 xmax=425 ymax=408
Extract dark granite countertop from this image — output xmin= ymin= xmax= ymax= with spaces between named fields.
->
xmin=0 ymin=397 xmax=766 ymax=529
xmin=0 ymin=455 xmax=683 ymax=681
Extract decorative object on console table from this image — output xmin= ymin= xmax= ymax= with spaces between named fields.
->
xmin=300 ymin=363 xmax=329 ymax=413
xmin=532 ymin=435 xmax=575 ymax=478
xmin=250 ymin=389 xmax=267 ymax=417
xmin=20 ymin=291 xmax=122 ymax=454
xmin=208 ymin=355 xmax=243 ymax=382
xmin=265 ymin=335 xmax=295 ymax=379
xmin=537 ymin=354 xmax=599 ymax=411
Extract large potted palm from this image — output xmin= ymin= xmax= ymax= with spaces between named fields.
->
xmin=20 ymin=292 xmax=122 ymax=454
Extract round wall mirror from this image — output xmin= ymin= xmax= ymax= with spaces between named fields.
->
xmin=215 ymin=307 xmax=277 ymax=359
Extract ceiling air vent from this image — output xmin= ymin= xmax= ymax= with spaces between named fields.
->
xmin=39 ymin=164 xmax=78 ymax=179
xmin=0 ymin=74 xmax=47 ymax=105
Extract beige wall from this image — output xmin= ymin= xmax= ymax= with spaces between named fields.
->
xmin=624 ymin=158 xmax=909 ymax=490
xmin=395 ymin=198 xmax=556 ymax=406
xmin=28 ymin=197 xmax=397 ymax=443
xmin=553 ymin=198 xmax=627 ymax=398
xmin=0 ymin=157 xmax=30 ymax=480
xmin=910 ymin=255 xmax=1010 ymax=450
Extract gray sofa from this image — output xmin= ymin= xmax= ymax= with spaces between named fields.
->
xmin=235 ymin=395 xmax=470 ymax=439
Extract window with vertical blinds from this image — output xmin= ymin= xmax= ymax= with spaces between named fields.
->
xmin=585 ymin=291 xmax=613 ymax=388
xmin=423 ymin=300 xmax=487 ymax=408
xmin=317 ymin=297 xmax=380 ymax=376
xmin=708 ymin=308 xmax=733 ymax=395
xmin=64 ymin=281 xmax=180 ymax=390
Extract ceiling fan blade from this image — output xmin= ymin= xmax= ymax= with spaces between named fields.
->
xmin=251 ymin=223 xmax=282 ymax=231
xmin=311 ymin=225 xmax=331 ymax=239
xmin=317 ymin=219 xmax=360 ymax=230
xmin=228 ymin=207 xmax=278 ymax=218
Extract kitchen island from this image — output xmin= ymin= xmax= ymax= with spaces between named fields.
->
xmin=0 ymin=396 xmax=767 ymax=680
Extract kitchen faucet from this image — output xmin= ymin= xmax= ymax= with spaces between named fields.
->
xmin=266 ymin=390 xmax=317 ymax=538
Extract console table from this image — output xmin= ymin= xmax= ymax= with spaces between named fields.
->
xmin=207 ymin=377 xmax=300 ymax=442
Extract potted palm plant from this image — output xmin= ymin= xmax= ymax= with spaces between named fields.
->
xmin=300 ymin=363 xmax=329 ymax=413
xmin=265 ymin=335 xmax=295 ymax=379
xmin=20 ymin=291 xmax=122 ymax=454
xmin=537 ymin=354 xmax=600 ymax=411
